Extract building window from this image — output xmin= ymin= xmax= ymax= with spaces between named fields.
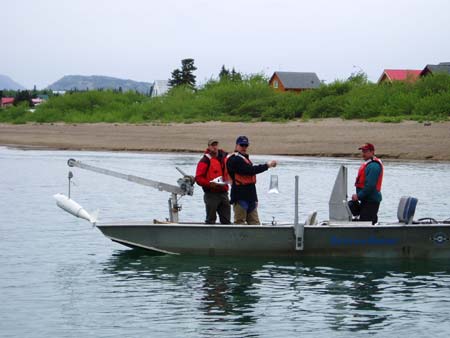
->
xmin=273 ymin=80 xmax=278 ymax=89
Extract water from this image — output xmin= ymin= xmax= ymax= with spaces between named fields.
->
xmin=1 ymin=147 xmax=450 ymax=337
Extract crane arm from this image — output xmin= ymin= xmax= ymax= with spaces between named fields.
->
xmin=67 ymin=158 xmax=190 ymax=195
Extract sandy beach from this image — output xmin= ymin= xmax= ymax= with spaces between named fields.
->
xmin=1 ymin=119 xmax=449 ymax=161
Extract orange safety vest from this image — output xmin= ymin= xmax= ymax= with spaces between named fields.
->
xmin=222 ymin=153 xmax=232 ymax=184
xmin=230 ymin=152 xmax=257 ymax=186
xmin=355 ymin=156 xmax=384 ymax=191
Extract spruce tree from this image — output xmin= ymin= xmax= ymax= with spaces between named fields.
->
xmin=169 ymin=58 xmax=197 ymax=89
xmin=219 ymin=65 xmax=230 ymax=81
xmin=169 ymin=68 xmax=183 ymax=87
xmin=180 ymin=58 xmax=197 ymax=88
xmin=14 ymin=90 xmax=32 ymax=106
xmin=230 ymin=68 xmax=242 ymax=82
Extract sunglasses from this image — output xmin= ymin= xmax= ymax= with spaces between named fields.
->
xmin=239 ymin=144 xmax=249 ymax=147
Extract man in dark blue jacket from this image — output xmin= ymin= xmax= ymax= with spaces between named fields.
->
xmin=226 ymin=136 xmax=277 ymax=225
xmin=351 ymin=143 xmax=384 ymax=224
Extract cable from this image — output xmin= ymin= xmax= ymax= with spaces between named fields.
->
xmin=417 ymin=217 xmax=438 ymax=224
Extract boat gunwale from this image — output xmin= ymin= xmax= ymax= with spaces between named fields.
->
xmin=96 ymin=222 xmax=450 ymax=229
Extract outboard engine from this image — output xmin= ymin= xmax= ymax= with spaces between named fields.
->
xmin=397 ymin=196 xmax=418 ymax=224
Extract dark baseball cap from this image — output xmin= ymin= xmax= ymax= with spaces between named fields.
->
xmin=358 ymin=143 xmax=375 ymax=151
xmin=236 ymin=136 xmax=249 ymax=146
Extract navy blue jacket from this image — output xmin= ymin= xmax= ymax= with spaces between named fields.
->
xmin=226 ymin=153 xmax=268 ymax=203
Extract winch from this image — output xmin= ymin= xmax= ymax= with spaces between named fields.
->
xmin=55 ymin=158 xmax=195 ymax=223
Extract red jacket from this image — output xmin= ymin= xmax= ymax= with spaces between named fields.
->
xmin=195 ymin=149 xmax=229 ymax=193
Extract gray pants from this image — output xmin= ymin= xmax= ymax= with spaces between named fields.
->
xmin=204 ymin=191 xmax=231 ymax=224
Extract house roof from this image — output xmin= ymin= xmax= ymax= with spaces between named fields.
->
xmin=1 ymin=97 xmax=14 ymax=105
xmin=379 ymin=69 xmax=421 ymax=83
xmin=421 ymin=62 xmax=450 ymax=76
xmin=271 ymin=72 xmax=321 ymax=89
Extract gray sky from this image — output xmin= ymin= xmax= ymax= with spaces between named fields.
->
xmin=2 ymin=0 xmax=449 ymax=89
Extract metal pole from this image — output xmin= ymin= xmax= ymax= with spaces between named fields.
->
xmin=168 ymin=198 xmax=173 ymax=222
xmin=294 ymin=175 xmax=304 ymax=250
xmin=68 ymin=171 xmax=73 ymax=199
xmin=169 ymin=193 xmax=179 ymax=223
xmin=294 ymin=176 xmax=299 ymax=226
xmin=67 ymin=159 xmax=185 ymax=195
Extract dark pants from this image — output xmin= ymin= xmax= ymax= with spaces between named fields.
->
xmin=359 ymin=201 xmax=380 ymax=225
xmin=204 ymin=191 xmax=231 ymax=224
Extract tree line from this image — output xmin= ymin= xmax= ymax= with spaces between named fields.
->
xmin=1 ymin=58 xmax=449 ymax=124
xmin=168 ymin=58 xmax=243 ymax=88
xmin=1 ymin=71 xmax=448 ymax=124
xmin=0 ymin=88 xmax=54 ymax=106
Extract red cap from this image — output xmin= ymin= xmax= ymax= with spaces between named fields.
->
xmin=358 ymin=143 xmax=375 ymax=151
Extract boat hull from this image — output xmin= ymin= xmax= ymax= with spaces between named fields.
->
xmin=96 ymin=222 xmax=450 ymax=258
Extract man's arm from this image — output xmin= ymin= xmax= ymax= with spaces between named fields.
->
xmin=228 ymin=156 xmax=269 ymax=176
xmin=195 ymin=160 xmax=210 ymax=187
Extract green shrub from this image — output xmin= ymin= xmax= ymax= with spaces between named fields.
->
xmin=413 ymin=91 xmax=450 ymax=117
xmin=0 ymin=103 xmax=31 ymax=123
xmin=305 ymin=95 xmax=346 ymax=118
xmin=1 ymin=73 xmax=449 ymax=123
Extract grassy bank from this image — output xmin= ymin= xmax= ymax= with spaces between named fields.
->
xmin=1 ymin=73 xmax=449 ymax=124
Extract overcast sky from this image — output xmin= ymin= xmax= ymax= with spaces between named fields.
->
xmin=2 ymin=0 xmax=449 ymax=88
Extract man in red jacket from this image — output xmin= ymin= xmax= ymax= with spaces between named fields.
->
xmin=195 ymin=139 xmax=231 ymax=224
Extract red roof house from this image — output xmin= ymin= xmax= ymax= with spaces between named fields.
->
xmin=31 ymin=98 xmax=44 ymax=106
xmin=378 ymin=69 xmax=421 ymax=84
xmin=1 ymin=97 xmax=15 ymax=108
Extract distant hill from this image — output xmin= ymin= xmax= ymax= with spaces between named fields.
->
xmin=47 ymin=75 xmax=152 ymax=94
xmin=0 ymin=74 xmax=25 ymax=90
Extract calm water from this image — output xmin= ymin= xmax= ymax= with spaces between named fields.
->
xmin=1 ymin=147 xmax=450 ymax=337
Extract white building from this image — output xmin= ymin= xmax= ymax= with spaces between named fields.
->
xmin=150 ymin=80 xmax=170 ymax=97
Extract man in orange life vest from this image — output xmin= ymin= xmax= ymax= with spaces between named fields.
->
xmin=226 ymin=136 xmax=277 ymax=225
xmin=351 ymin=143 xmax=384 ymax=224
xmin=195 ymin=138 xmax=231 ymax=224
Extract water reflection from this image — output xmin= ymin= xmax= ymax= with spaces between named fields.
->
xmin=104 ymin=250 xmax=262 ymax=328
xmin=199 ymin=263 xmax=260 ymax=326
xmin=102 ymin=250 xmax=450 ymax=334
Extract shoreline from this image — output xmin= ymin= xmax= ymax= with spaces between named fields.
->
xmin=1 ymin=120 xmax=449 ymax=161
xmin=3 ymin=145 xmax=447 ymax=165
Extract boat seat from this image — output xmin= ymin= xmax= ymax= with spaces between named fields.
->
xmin=397 ymin=196 xmax=418 ymax=224
xmin=305 ymin=211 xmax=318 ymax=225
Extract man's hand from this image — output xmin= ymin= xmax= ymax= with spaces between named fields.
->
xmin=352 ymin=194 xmax=359 ymax=201
xmin=210 ymin=182 xmax=220 ymax=188
xmin=267 ymin=160 xmax=277 ymax=168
